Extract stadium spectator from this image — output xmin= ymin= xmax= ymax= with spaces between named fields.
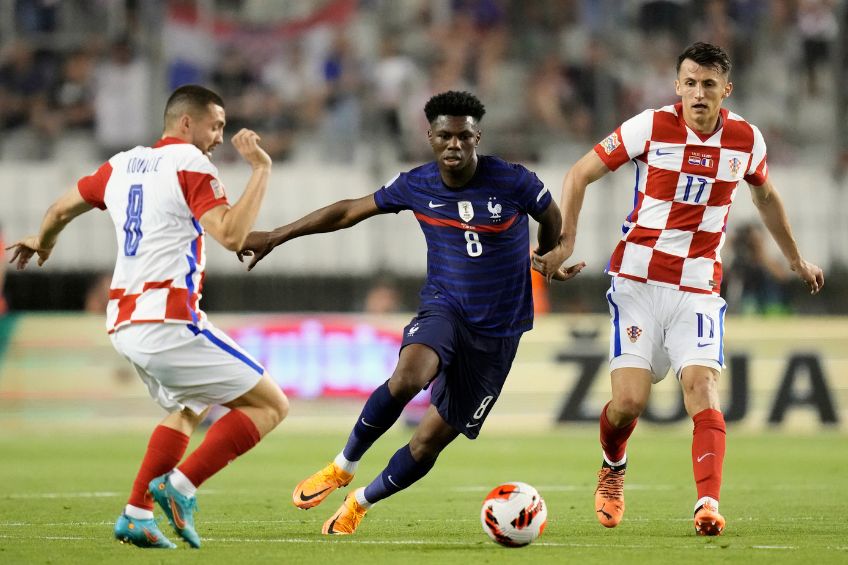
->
xmin=797 ymin=0 xmax=839 ymax=96
xmin=723 ymin=223 xmax=791 ymax=315
xmin=532 ymin=42 xmax=824 ymax=536
xmin=236 ymin=90 xmax=582 ymax=535
xmin=7 ymin=84 xmax=288 ymax=549
xmin=0 ymin=39 xmax=50 ymax=154
xmin=93 ymin=38 xmax=151 ymax=157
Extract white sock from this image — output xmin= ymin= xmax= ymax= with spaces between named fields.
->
xmin=603 ymin=451 xmax=627 ymax=468
xmin=354 ymin=487 xmax=372 ymax=509
xmin=694 ymin=496 xmax=719 ymax=514
xmin=169 ymin=469 xmax=197 ymax=498
xmin=124 ymin=504 xmax=154 ymax=520
xmin=334 ymin=452 xmax=359 ymax=475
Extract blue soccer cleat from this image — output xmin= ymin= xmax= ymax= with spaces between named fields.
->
xmin=113 ymin=514 xmax=176 ymax=549
xmin=149 ymin=473 xmax=201 ymax=548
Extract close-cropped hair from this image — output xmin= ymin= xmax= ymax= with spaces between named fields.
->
xmin=164 ymin=85 xmax=224 ymax=125
xmin=676 ymin=42 xmax=732 ymax=76
xmin=424 ymin=91 xmax=486 ymax=124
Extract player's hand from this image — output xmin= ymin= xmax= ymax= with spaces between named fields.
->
xmin=6 ymin=236 xmax=53 ymax=270
xmin=231 ymin=129 xmax=272 ymax=170
xmin=531 ymin=239 xmax=584 ymax=282
xmin=790 ymin=258 xmax=824 ymax=295
xmin=237 ymin=230 xmax=276 ymax=271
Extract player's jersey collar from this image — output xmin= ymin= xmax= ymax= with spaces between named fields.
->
xmin=153 ymin=136 xmax=190 ymax=148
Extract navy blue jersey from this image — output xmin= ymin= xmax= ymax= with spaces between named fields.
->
xmin=374 ymin=155 xmax=552 ymax=337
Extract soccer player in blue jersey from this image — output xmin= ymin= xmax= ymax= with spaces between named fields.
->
xmin=237 ymin=90 xmax=584 ymax=535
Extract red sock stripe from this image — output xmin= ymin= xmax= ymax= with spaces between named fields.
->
xmin=128 ymin=425 xmax=190 ymax=510
xmin=177 ymin=409 xmax=260 ymax=488
xmin=692 ymin=408 xmax=726 ymax=501
xmin=599 ymin=402 xmax=637 ymax=463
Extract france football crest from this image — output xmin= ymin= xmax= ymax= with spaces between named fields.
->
xmin=458 ymin=201 xmax=474 ymax=222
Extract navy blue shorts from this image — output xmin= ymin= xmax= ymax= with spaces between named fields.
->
xmin=401 ymin=310 xmax=522 ymax=439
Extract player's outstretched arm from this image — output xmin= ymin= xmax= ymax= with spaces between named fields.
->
xmin=749 ymin=179 xmax=824 ymax=294
xmin=237 ymin=194 xmax=382 ymax=271
xmin=6 ymin=187 xmax=93 ymax=270
xmin=201 ymin=129 xmax=271 ymax=251
xmin=532 ymin=149 xmax=607 ymax=282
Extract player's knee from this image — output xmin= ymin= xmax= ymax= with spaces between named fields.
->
xmin=388 ymin=369 xmax=426 ymax=402
xmin=408 ymin=435 xmax=442 ymax=463
xmin=268 ymin=388 xmax=289 ymax=428
xmin=610 ymin=396 xmax=646 ymax=423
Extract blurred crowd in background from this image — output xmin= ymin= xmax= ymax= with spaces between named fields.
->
xmin=1 ymin=0 xmax=846 ymax=317
xmin=0 ymin=0 xmax=845 ymax=168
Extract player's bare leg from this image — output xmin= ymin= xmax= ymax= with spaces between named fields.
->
xmin=682 ymin=365 xmax=726 ymax=535
xmin=151 ymin=374 xmax=288 ymax=547
xmin=595 ymin=368 xmax=650 ymax=528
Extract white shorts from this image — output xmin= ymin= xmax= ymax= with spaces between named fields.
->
xmin=110 ymin=321 xmax=265 ymax=414
xmin=605 ymin=277 xmax=726 ymax=383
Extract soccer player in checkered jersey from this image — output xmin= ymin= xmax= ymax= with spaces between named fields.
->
xmin=533 ymin=42 xmax=824 ymax=536
xmin=7 ymin=85 xmax=289 ymax=549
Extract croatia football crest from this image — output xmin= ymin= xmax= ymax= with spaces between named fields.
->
xmin=458 ymin=201 xmax=474 ymax=222
xmin=728 ymin=157 xmax=742 ymax=177
xmin=625 ymin=325 xmax=642 ymax=343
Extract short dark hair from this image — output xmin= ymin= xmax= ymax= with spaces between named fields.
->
xmin=676 ymin=42 xmax=732 ymax=76
xmin=164 ymin=85 xmax=224 ymax=126
xmin=423 ymin=91 xmax=485 ymax=124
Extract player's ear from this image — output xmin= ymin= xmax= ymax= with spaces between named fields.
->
xmin=723 ymin=82 xmax=733 ymax=98
xmin=179 ymin=113 xmax=192 ymax=133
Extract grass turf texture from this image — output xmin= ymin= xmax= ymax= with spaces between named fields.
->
xmin=0 ymin=428 xmax=846 ymax=564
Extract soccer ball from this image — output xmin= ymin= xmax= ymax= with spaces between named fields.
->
xmin=480 ymin=481 xmax=547 ymax=547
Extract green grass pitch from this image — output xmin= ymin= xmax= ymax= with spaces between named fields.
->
xmin=0 ymin=427 xmax=846 ymax=564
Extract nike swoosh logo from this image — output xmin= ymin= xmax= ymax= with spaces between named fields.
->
xmin=465 ymin=422 xmax=480 ymax=428
xmin=299 ymin=487 xmax=331 ymax=501
xmin=428 ymin=201 xmax=445 ymax=208
xmin=697 ymin=342 xmax=712 ymax=347
xmin=387 ymin=475 xmax=400 ymax=488
xmin=497 ymin=489 xmax=514 ymax=496
xmin=360 ymin=418 xmax=381 ymax=429
xmin=169 ymin=498 xmax=186 ymax=529
xmin=656 ymin=149 xmax=673 ymax=156
xmin=697 ymin=452 xmax=716 ymax=463
xmin=326 ymin=514 xmax=341 ymax=534
xmin=142 ymin=528 xmax=159 ymax=543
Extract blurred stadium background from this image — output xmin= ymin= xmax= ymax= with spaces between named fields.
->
xmin=0 ymin=0 xmax=846 ymax=501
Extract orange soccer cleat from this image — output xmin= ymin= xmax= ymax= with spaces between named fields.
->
xmin=594 ymin=463 xmax=626 ymax=528
xmin=292 ymin=462 xmax=354 ymax=510
xmin=694 ymin=503 xmax=726 ymax=536
xmin=322 ymin=492 xmax=368 ymax=535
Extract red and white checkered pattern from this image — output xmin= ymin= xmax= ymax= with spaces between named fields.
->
xmin=595 ymin=103 xmax=768 ymax=294
xmin=77 ymin=137 xmax=228 ymax=333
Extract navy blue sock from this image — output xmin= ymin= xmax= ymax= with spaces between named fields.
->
xmin=363 ymin=444 xmax=436 ymax=504
xmin=342 ymin=381 xmax=406 ymax=461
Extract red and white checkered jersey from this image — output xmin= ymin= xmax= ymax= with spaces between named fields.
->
xmin=77 ymin=137 xmax=229 ymax=333
xmin=594 ymin=102 xmax=768 ymax=294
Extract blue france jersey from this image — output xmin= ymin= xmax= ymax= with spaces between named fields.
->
xmin=374 ymin=155 xmax=552 ymax=337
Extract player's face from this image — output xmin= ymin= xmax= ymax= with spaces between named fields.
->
xmin=675 ymin=59 xmax=732 ymax=131
xmin=190 ymin=103 xmax=226 ymax=156
xmin=428 ymin=116 xmax=481 ymax=173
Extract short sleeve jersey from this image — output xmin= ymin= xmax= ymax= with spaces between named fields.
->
xmin=77 ymin=137 xmax=228 ymax=333
xmin=374 ymin=155 xmax=552 ymax=337
xmin=594 ymin=103 xmax=768 ymax=294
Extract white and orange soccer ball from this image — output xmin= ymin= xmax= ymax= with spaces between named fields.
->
xmin=480 ymin=482 xmax=547 ymax=547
